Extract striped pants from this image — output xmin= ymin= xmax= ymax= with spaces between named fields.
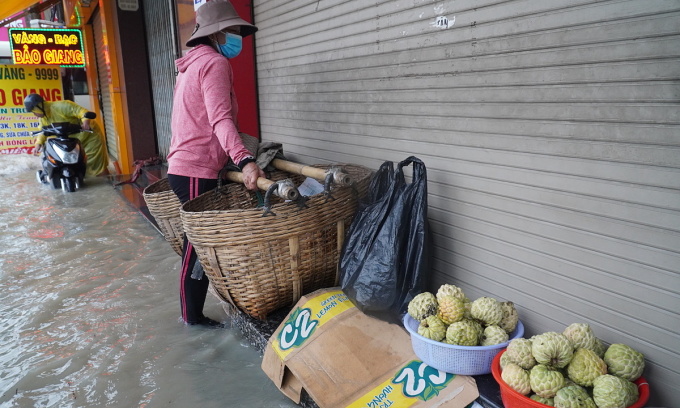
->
xmin=167 ymin=174 xmax=218 ymax=324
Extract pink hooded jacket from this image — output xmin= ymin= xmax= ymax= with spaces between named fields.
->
xmin=168 ymin=45 xmax=253 ymax=179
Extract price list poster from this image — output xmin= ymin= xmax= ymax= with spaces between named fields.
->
xmin=0 ymin=65 xmax=63 ymax=154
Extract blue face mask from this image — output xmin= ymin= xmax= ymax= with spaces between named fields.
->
xmin=217 ymin=33 xmax=243 ymax=59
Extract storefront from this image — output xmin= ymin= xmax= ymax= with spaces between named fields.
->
xmin=2 ymin=0 xmax=259 ymax=171
xmin=60 ymin=0 xmax=156 ymax=174
xmin=1 ymin=0 xmax=157 ymax=173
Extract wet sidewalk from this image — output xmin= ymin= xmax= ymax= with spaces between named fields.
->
xmin=0 ymin=157 xmax=300 ymax=408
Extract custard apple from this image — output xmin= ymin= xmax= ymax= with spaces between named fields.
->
xmin=407 ymin=292 xmax=438 ymax=322
xmin=417 ymin=315 xmax=447 ymax=342
xmin=499 ymin=301 xmax=519 ymax=333
xmin=531 ymin=332 xmax=574 ymax=369
xmin=567 ymin=348 xmax=607 ymax=387
xmin=563 ymin=323 xmax=597 ymax=351
xmin=445 ymin=319 xmax=482 ymax=346
xmin=436 ymin=284 xmax=466 ymax=301
xmin=554 ymin=384 xmax=597 ymax=408
xmin=470 ymin=296 xmax=502 ymax=325
xmin=481 ymin=324 xmax=509 ymax=346
xmin=530 ymin=395 xmax=555 ymax=405
xmin=603 ymin=343 xmax=645 ymax=381
xmin=500 ymin=352 xmax=513 ymax=370
xmin=437 ymin=295 xmax=465 ymax=325
xmin=592 ymin=337 xmax=606 ymax=358
xmin=501 ymin=363 xmax=531 ymax=395
xmin=463 ymin=298 xmax=472 ymax=319
xmin=529 ymin=364 xmax=566 ymax=399
xmin=562 ymin=376 xmax=577 ymax=388
xmin=592 ymin=374 xmax=639 ymax=408
xmin=506 ymin=338 xmax=536 ymax=370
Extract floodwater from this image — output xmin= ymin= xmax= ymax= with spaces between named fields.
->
xmin=0 ymin=155 xmax=299 ymax=408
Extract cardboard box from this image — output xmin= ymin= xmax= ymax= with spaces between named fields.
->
xmin=262 ymin=288 xmax=479 ymax=408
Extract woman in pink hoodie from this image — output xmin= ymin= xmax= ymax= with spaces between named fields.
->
xmin=168 ymin=0 xmax=265 ymax=327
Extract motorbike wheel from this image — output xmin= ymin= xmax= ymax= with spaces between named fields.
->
xmin=61 ymin=177 xmax=76 ymax=193
xmin=36 ymin=170 xmax=47 ymax=184
xmin=50 ymin=175 xmax=61 ymax=189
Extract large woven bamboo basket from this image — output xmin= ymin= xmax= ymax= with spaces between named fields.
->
xmin=180 ymin=164 xmax=372 ymax=320
xmin=143 ymin=178 xmax=184 ymax=256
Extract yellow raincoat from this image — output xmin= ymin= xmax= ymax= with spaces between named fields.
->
xmin=34 ymin=100 xmax=109 ymax=177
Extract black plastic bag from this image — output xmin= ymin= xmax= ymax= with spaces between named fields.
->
xmin=339 ymin=156 xmax=431 ymax=322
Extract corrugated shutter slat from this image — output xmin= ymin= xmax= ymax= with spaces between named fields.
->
xmin=142 ymin=0 xmax=176 ymax=160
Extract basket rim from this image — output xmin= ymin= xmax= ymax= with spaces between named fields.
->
xmin=491 ymin=349 xmax=651 ymax=408
xmin=403 ymin=314 xmax=524 ymax=350
xmin=143 ymin=177 xmax=172 ymax=195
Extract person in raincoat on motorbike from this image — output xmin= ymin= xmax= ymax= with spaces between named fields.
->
xmin=25 ymin=93 xmax=109 ymax=177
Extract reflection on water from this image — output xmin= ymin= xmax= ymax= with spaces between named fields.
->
xmin=0 ymin=163 xmax=298 ymax=408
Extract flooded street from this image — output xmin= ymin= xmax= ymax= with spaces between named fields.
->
xmin=0 ymin=156 xmax=298 ymax=408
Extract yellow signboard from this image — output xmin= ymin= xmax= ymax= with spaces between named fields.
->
xmin=0 ymin=64 xmax=64 ymax=155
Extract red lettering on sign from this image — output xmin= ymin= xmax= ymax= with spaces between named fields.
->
xmin=0 ymin=146 xmax=34 ymax=155
xmin=11 ymin=88 xmax=63 ymax=106
xmin=0 ymin=90 xmax=5 ymax=106
xmin=11 ymin=89 xmax=22 ymax=106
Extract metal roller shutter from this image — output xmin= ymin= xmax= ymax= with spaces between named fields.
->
xmin=252 ymin=0 xmax=680 ymax=405
xmin=142 ymin=0 xmax=177 ymax=160
xmin=92 ymin=9 xmax=118 ymax=161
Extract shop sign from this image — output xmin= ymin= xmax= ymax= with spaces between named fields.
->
xmin=9 ymin=28 xmax=85 ymax=68
xmin=0 ymin=64 xmax=63 ymax=155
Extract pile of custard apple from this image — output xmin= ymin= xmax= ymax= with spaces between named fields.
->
xmin=407 ymin=284 xmax=519 ymax=347
xmin=499 ymin=323 xmax=645 ymax=408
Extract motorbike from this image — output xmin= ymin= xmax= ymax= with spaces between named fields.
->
xmin=34 ymin=122 xmax=88 ymax=193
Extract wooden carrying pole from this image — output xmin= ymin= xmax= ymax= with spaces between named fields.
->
xmin=270 ymin=159 xmax=353 ymax=186
xmin=223 ymin=171 xmax=299 ymax=201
